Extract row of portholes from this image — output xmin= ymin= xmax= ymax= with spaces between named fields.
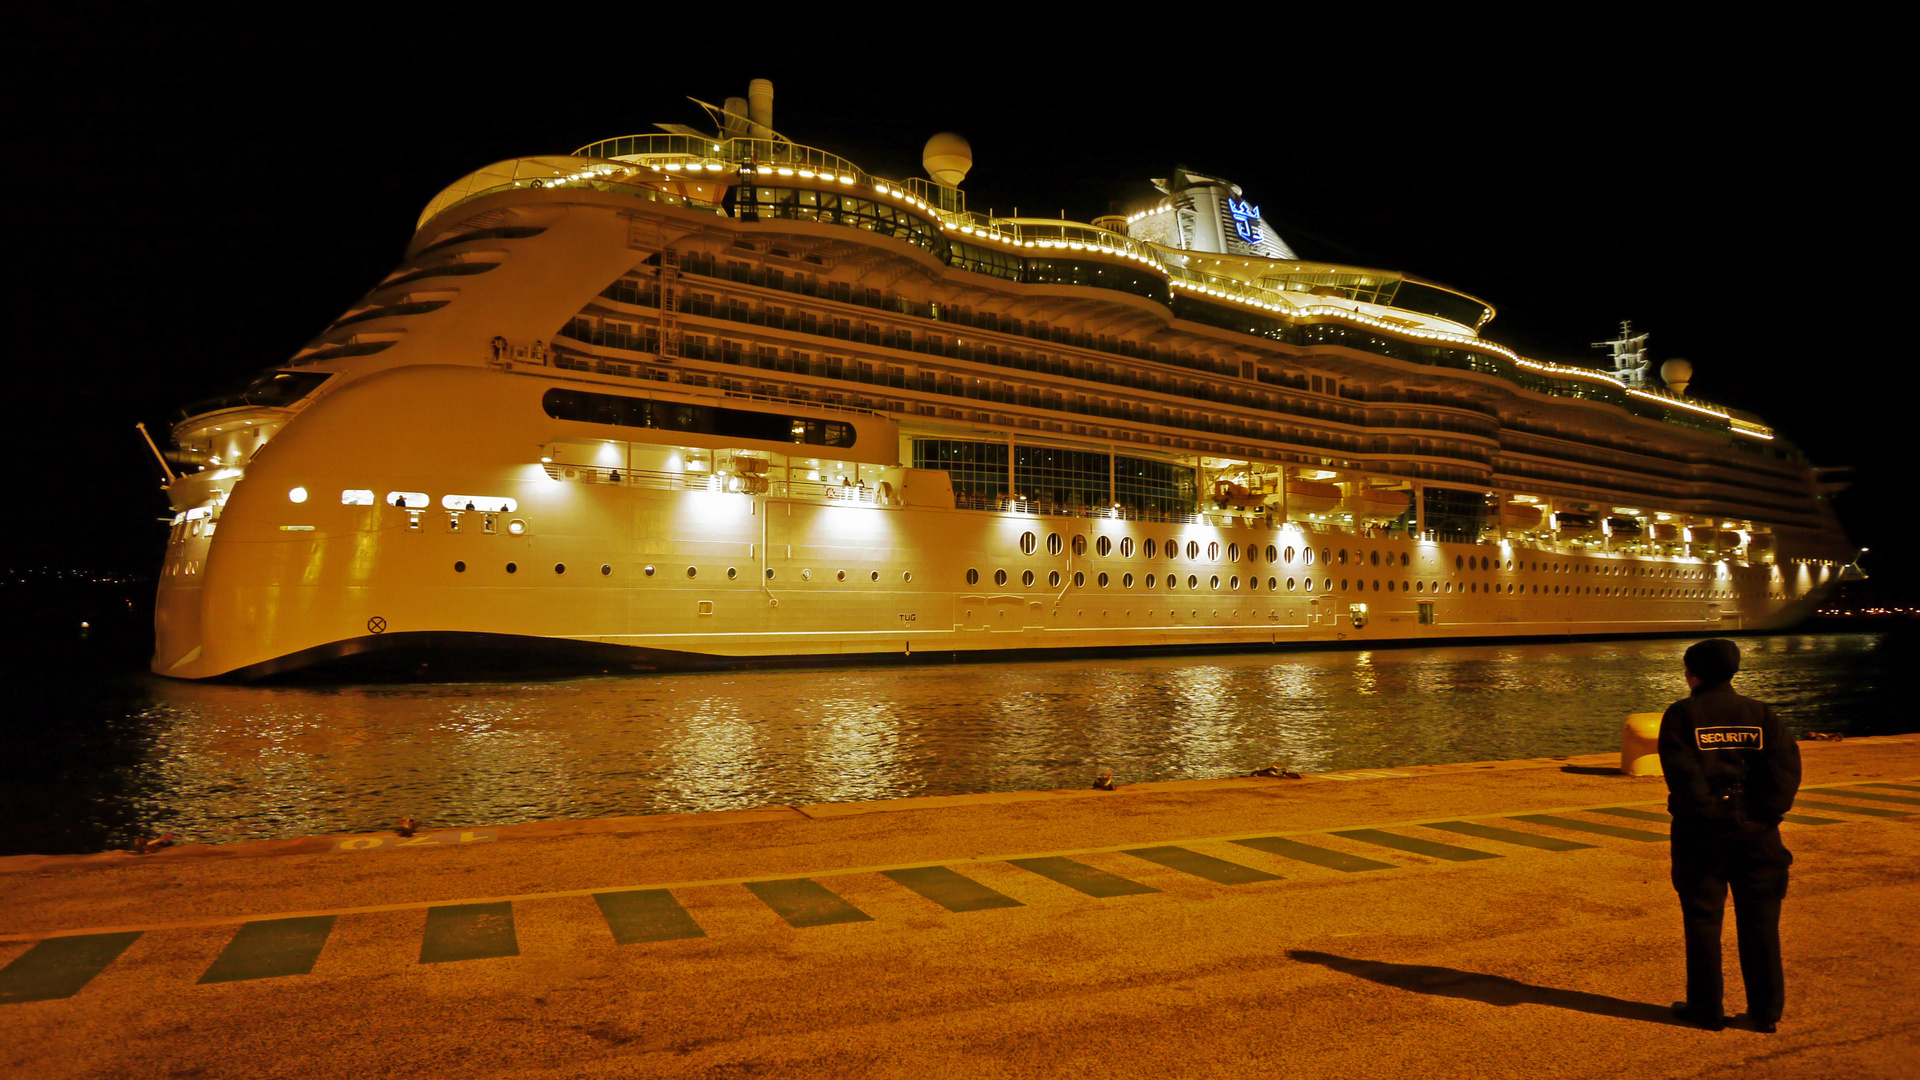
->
xmin=450 ymin=562 xmax=911 ymax=583
xmin=1457 ymin=554 xmax=1731 ymax=580
xmin=1019 ymin=531 xmax=1421 ymax=570
xmin=962 ymin=567 xmax=1752 ymax=600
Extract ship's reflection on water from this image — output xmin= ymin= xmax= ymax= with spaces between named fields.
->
xmin=21 ymin=632 xmax=1911 ymax=854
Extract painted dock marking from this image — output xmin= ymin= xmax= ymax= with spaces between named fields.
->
xmin=1231 ymin=836 xmax=1394 ymax=873
xmin=1419 ymin=821 xmax=1596 ymax=852
xmin=880 ymin=866 xmax=1024 ymax=912
xmin=419 ymin=902 xmax=518 ymax=963
xmin=0 ymin=932 xmax=141 ymax=1004
xmin=1588 ymin=807 xmax=1673 ymax=824
xmin=1008 ymin=857 xmax=1159 ymax=898
xmin=1782 ymin=813 xmax=1846 ymax=825
xmin=1860 ymin=782 xmax=1920 ymax=794
xmin=1122 ymin=846 xmax=1281 ymax=884
xmin=198 ymin=916 xmax=335 ymax=984
xmin=744 ymin=879 xmax=873 ymax=928
xmin=1792 ymin=799 xmax=1912 ymax=819
xmin=1331 ymin=829 xmax=1500 ymax=862
xmin=593 ymin=890 xmax=706 ymax=944
xmin=1831 ymin=787 xmax=1920 ymax=806
xmin=1508 ymin=815 xmax=1668 ymax=842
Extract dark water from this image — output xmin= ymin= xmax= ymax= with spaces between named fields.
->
xmin=3 ymin=631 xmax=1911 ymax=856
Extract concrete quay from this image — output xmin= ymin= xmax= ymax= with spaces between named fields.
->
xmin=2 ymin=737 xmax=1916 ymax=1080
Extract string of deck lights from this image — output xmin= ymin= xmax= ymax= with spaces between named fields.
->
xmin=454 ymin=146 xmax=1780 ymax=442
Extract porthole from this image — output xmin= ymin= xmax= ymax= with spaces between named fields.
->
xmin=1264 ymin=545 xmax=1277 ymax=563
xmin=1187 ymin=541 xmax=1200 ymax=560
xmin=1143 ymin=538 xmax=1157 ymax=559
xmin=1303 ymin=578 xmax=1312 ymax=591
xmin=1285 ymin=546 xmax=1296 ymax=563
xmin=1456 ymin=555 xmax=1465 ymax=570
xmin=1166 ymin=576 xmax=1178 ymax=591
xmin=1022 ymin=569 xmax=1035 ymax=587
xmin=1228 ymin=543 xmax=1240 ymax=562
xmin=1188 ymin=574 xmax=1199 ymax=590
xmin=644 ymin=565 xmax=656 ymax=577
xmin=1048 ymin=533 xmax=1063 ymax=556
xmin=687 ymin=566 xmax=698 ymax=578
xmin=1415 ymin=581 xmax=1423 ymax=592
xmin=555 ymin=563 xmax=566 ymax=575
xmin=506 ymin=562 xmax=518 ymax=574
xmin=1372 ymin=580 xmax=1381 ymax=591
xmin=966 ymin=568 xmax=979 ymax=585
xmin=507 ymin=519 xmax=527 ymax=536
xmin=1249 ymin=576 xmax=1260 ymax=591
xmin=287 ymin=486 xmax=308 ymax=504
xmin=1209 ymin=542 xmax=1221 ymax=561
xmin=1072 ymin=571 xmax=1084 ymax=587
xmin=1267 ymin=577 xmax=1277 ymax=590
xmin=1386 ymin=581 xmax=1394 ymax=592
xmin=1123 ymin=573 xmax=1134 ymax=588
xmin=802 ymin=568 xmax=813 ymax=581
xmin=1145 ymin=573 xmax=1157 ymax=588
xmin=1072 ymin=535 xmax=1087 ymax=557
xmin=1370 ymin=551 xmax=1380 ymax=566
xmin=727 ymin=566 xmax=738 ymax=580
xmin=1227 ymin=575 xmax=1237 ymax=590
xmin=994 ymin=569 xmax=1008 ymax=586
xmin=870 ymin=570 xmax=880 ymax=581
xmin=766 ymin=568 xmax=776 ymax=580
xmin=903 ymin=571 xmax=912 ymax=583
xmin=454 ymin=561 xmax=466 ymax=573
xmin=837 ymin=570 xmax=847 ymax=581
xmin=1320 ymin=548 xmax=1331 ymax=565
xmin=1098 ymin=572 xmax=1109 ymax=588
xmin=1020 ymin=531 xmax=1037 ymax=555
xmin=601 ymin=564 xmax=612 ymax=576
xmin=1470 ymin=582 xmax=1477 ymax=593
xmin=1095 ymin=536 xmax=1111 ymax=557
xmin=1049 ymin=571 xmax=1061 ymax=588
xmin=1341 ymin=578 xmax=1349 ymax=591
xmin=1120 ymin=537 xmax=1135 ymax=558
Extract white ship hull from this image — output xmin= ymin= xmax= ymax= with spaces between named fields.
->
xmin=152 ymin=109 xmax=1852 ymax=679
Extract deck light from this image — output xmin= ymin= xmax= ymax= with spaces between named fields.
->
xmin=288 ymin=487 xmax=308 ymax=503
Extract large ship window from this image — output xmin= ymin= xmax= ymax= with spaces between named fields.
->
xmin=543 ymin=388 xmax=853 ymax=448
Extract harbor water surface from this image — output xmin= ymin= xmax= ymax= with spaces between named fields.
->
xmin=6 ymin=631 xmax=1910 ymax=856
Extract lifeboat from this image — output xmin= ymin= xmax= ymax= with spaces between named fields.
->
xmin=1554 ymin=511 xmax=1599 ymax=537
xmin=1500 ymin=504 xmax=1543 ymax=531
xmin=1748 ymin=533 xmax=1776 ymax=555
xmin=1605 ymin=517 xmax=1642 ymax=537
xmin=1648 ymin=523 xmax=1682 ymax=542
xmin=1284 ymin=480 xmax=1342 ymax=513
xmin=1349 ymin=488 xmax=1411 ymax=521
xmin=1210 ymin=479 xmax=1252 ymax=508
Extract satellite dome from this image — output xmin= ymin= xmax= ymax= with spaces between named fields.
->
xmin=1660 ymin=358 xmax=1693 ymax=397
xmin=923 ymin=132 xmax=972 ymax=186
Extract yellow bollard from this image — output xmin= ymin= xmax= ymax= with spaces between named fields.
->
xmin=1621 ymin=712 xmax=1664 ymax=776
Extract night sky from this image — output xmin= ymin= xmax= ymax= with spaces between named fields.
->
xmin=8 ymin=13 xmax=1903 ymax=599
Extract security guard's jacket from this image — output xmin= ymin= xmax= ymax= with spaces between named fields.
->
xmin=1658 ymin=683 xmax=1802 ymax=825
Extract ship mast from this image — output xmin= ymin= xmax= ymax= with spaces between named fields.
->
xmin=1592 ymin=320 xmax=1652 ymax=386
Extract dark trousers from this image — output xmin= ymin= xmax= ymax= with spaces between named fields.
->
xmin=1670 ymin=820 xmax=1792 ymax=1022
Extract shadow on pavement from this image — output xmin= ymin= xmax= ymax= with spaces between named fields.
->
xmin=1289 ymin=950 xmax=1687 ymax=1027
xmin=1560 ymin=765 xmax=1623 ymax=776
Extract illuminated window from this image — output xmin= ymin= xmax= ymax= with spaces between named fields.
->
xmin=341 ymin=489 xmax=375 ymax=506
xmin=442 ymin=495 xmax=518 ymax=513
xmin=386 ymin=491 xmax=429 ymax=509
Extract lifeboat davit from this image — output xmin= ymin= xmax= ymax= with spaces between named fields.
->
xmin=1500 ymin=504 xmax=1543 ymax=531
xmin=1349 ymin=488 xmax=1411 ymax=521
xmin=1285 ymin=480 xmax=1342 ymax=513
xmin=1554 ymin=511 xmax=1600 ymax=537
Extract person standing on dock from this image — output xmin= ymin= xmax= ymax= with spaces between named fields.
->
xmin=1658 ymin=638 xmax=1802 ymax=1032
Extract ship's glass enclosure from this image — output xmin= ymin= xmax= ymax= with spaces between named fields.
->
xmin=914 ymin=439 xmax=1195 ymax=516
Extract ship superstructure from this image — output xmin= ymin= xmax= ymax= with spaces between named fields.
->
xmin=150 ymin=82 xmax=1854 ymax=679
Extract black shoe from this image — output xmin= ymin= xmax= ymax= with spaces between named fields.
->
xmin=1671 ymin=1002 xmax=1727 ymax=1030
xmin=1753 ymin=1019 xmax=1778 ymax=1034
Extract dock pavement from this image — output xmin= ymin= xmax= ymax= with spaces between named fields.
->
xmin=2 ymin=736 xmax=1916 ymax=1079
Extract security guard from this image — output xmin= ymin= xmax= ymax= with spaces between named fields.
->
xmin=1658 ymin=638 xmax=1801 ymax=1032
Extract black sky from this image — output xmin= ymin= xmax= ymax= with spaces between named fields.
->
xmin=6 ymin=11 xmax=1904 ymax=596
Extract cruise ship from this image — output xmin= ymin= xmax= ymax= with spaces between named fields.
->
xmin=148 ymin=81 xmax=1856 ymax=679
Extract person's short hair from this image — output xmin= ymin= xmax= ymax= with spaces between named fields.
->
xmin=1684 ymin=638 xmax=1741 ymax=684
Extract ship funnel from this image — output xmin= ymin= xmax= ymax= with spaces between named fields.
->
xmin=722 ymin=96 xmax=751 ymax=138
xmin=1660 ymin=357 xmax=1693 ymax=397
xmin=923 ymin=132 xmax=973 ymax=186
xmin=747 ymin=79 xmax=774 ymax=140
